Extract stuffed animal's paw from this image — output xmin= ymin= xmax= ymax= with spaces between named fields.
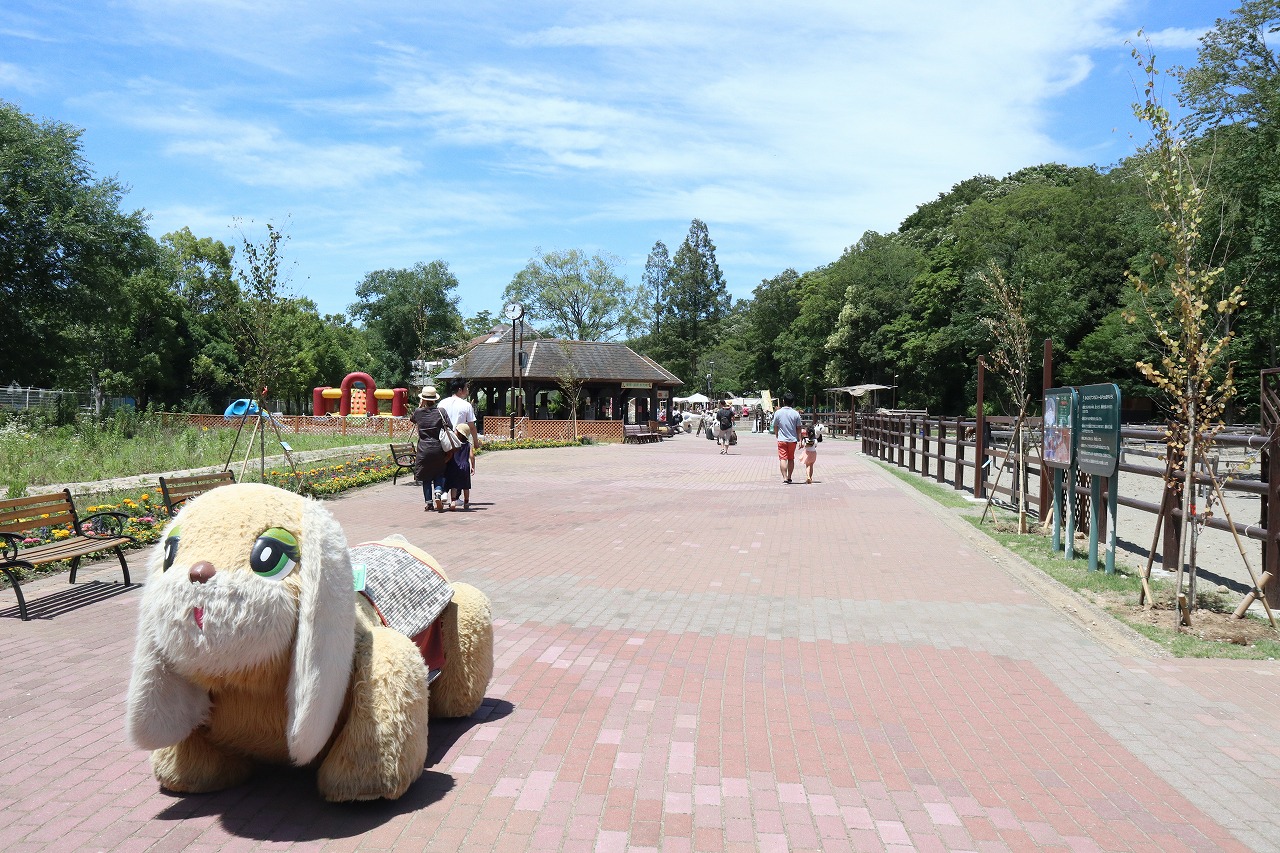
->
xmin=151 ymin=732 xmax=254 ymax=793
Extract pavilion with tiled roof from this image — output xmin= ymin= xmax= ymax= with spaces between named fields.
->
xmin=435 ymin=339 xmax=683 ymax=440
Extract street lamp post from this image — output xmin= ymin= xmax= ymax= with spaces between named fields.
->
xmin=892 ymin=372 xmax=899 ymax=410
xmin=503 ymin=301 xmax=524 ymax=438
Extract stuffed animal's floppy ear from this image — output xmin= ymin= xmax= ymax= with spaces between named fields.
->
xmin=286 ymin=498 xmax=356 ymax=765
xmin=125 ymin=524 xmax=210 ymax=749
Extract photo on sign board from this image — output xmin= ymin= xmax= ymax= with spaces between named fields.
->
xmin=1043 ymin=394 xmax=1072 ymax=467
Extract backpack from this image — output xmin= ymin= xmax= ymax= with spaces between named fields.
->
xmin=717 ymin=409 xmax=733 ymax=430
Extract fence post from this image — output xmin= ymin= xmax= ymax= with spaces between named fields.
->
xmin=1039 ymin=338 xmax=1052 ymax=521
xmin=975 ymin=359 xmax=987 ymax=499
xmin=909 ymin=415 xmax=918 ymax=473
xmin=921 ymin=418 xmax=931 ymax=479
xmin=896 ymin=412 xmax=906 ymax=466
xmin=955 ymin=417 xmax=966 ymax=491
xmin=935 ymin=417 xmax=946 ymax=485
xmin=1262 ymin=369 xmax=1280 ymax=609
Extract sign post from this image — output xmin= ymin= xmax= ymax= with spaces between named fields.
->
xmin=1042 ymin=387 xmax=1078 ymax=557
xmin=1077 ymin=384 xmax=1122 ymax=573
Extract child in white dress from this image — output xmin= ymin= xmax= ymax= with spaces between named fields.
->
xmin=800 ymin=424 xmax=818 ymax=484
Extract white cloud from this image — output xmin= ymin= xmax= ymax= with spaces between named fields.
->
xmin=82 ymin=86 xmax=417 ymax=190
xmin=0 ymin=60 xmax=39 ymax=92
xmin=1141 ymin=26 xmax=1209 ymax=50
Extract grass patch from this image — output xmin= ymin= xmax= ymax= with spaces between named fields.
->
xmin=872 ymin=460 xmax=971 ymax=508
xmin=2 ymin=410 xmax=395 ymax=493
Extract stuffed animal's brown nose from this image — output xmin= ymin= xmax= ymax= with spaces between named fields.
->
xmin=189 ymin=561 xmax=217 ymax=584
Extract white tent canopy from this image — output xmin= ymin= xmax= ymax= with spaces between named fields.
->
xmin=675 ymin=392 xmax=711 ymax=404
xmin=827 ymin=383 xmax=893 ymax=397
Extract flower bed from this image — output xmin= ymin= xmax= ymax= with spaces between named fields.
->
xmin=264 ymin=453 xmax=398 ymax=497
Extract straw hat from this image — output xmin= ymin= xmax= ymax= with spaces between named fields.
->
xmin=418 ymin=386 xmax=439 ymax=403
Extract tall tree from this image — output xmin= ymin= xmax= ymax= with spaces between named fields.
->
xmin=0 ymin=101 xmax=152 ymax=387
xmin=825 ymin=232 xmax=923 ymax=393
xmin=642 ymin=241 xmax=671 ymax=336
xmin=349 ymin=260 xmax=464 ymax=387
xmin=663 ymin=219 xmax=731 ymax=386
xmin=163 ymin=227 xmax=243 ymax=409
xmin=742 ymin=268 xmax=803 ymax=394
xmin=504 ymin=248 xmax=640 ymax=341
xmin=462 ymin=309 xmax=499 ymax=341
xmin=1176 ymin=5 xmax=1280 ymax=414
xmin=231 ymin=222 xmax=294 ymax=401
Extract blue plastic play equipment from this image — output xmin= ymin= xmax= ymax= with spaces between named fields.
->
xmin=224 ymin=399 xmax=261 ymax=418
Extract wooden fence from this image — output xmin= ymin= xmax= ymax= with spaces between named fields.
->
xmin=160 ymin=412 xmax=647 ymax=444
xmin=858 ymin=383 xmax=1280 ymax=609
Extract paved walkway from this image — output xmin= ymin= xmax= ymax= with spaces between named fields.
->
xmin=3 ymin=430 xmax=1280 ymax=851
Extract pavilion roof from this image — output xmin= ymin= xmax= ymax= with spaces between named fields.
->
xmin=437 ymin=340 xmax=683 ymax=387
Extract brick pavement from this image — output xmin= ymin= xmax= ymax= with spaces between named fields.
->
xmin=2 ymin=430 xmax=1280 ymax=851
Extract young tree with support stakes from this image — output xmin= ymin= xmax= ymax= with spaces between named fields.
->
xmin=232 ymin=221 xmax=293 ymax=408
xmin=978 ymin=261 xmax=1033 ymax=534
xmin=1125 ymin=44 xmax=1251 ymax=628
xmin=554 ymin=342 xmax=588 ymax=441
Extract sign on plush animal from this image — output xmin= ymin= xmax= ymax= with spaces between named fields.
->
xmin=125 ymin=483 xmax=493 ymax=801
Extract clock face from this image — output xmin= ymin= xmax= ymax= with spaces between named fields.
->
xmin=504 ymin=301 xmax=524 ymax=320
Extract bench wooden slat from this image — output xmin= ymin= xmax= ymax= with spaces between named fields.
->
xmin=13 ymin=535 xmax=133 ymax=565
xmin=0 ymin=508 xmax=78 ymax=533
xmin=159 ymin=471 xmax=235 ymax=514
xmin=390 ymin=443 xmax=417 ymax=485
xmin=2 ymin=489 xmax=135 ymax=621
xmin=0 ymin=492 xmax=76 ymax=513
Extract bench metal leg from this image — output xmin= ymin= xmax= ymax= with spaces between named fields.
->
xmin=69 ymin=556 xmax=82 ymax=585
xmin=2 ymin=563 xmax=30 ymax=620
xmin=114 ymin=547 xmax=132 ymax=586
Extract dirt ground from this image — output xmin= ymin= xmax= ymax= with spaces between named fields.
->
xmin=1086 ymin=585 xmax=1280 ymax=646
xmin=990 ymin=519 xmax=1280 ymax=648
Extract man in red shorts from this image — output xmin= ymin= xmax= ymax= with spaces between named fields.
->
xmin=771 ymin=391 xmax=803 ymax=484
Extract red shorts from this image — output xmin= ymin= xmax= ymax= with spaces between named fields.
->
xmin=777 ymin=441 xmax=797 ymax=461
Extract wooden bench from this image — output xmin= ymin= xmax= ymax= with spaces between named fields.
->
xmin=0 ymin=490 xmax=135 ymax=621
xmin=623 ymin=424 xmax=659 ymax=444
xmin=159 ymin=470 xmax=236 ymax=516
xmin=390 ymin=442 xmax=417 ymax=485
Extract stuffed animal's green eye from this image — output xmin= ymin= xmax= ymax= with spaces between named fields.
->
xmin=162 ymin=529 xmax=181 ymax=571
xmin=250 ymin=528 xmax=299 ymax=580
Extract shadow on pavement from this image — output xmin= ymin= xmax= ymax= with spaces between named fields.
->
xmin=147 ymin=698 xmax=514 ymax=841
xmin=153 ymin=766 xmax=456 ymax=841
xmin=0 ymin=579 xmax=138 ymax=620
xmin=427 ymin=697 xmax=514 ymax=766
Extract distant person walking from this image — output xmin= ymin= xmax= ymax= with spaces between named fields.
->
xmin=715 ymin=397 xmax=736 ymax=454
xmin=800 ymin=422 xmax=819 ymax=484
xmin=448 ymin=422 xmax=477 ymax=509
xmin=771 ymin=392 xmax=803 ymax=484
xmin=439 ymin=378 xmax=479 ymax=511
xmin=411 ymin=385 xmax=454 ymax=512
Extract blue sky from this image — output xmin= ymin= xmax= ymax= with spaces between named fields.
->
xmin=2 ymin=1 xmax=1233 ymax=321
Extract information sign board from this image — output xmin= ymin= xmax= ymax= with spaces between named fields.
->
xmin=1077 ymin=383 xmax=1121 ymax=477
xmin=1042 ymin=387 xmax=1076 ymax=470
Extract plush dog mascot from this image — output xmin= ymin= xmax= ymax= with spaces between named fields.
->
xmin=125 ymin=482 xmax=493 ymax=801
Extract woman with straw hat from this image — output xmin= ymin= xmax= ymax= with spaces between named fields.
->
xmin=410 ymin=385 xmax=454 ymax=512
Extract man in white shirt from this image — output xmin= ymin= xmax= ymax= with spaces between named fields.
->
xmin=439 ymin=378 xmax=479 ymax=506
xmin=438 ymin=378 xmax=477 ymax=435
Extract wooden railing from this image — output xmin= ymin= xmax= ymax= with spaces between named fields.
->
xmin=861 ymin=407 xmax=1280 ymax=608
